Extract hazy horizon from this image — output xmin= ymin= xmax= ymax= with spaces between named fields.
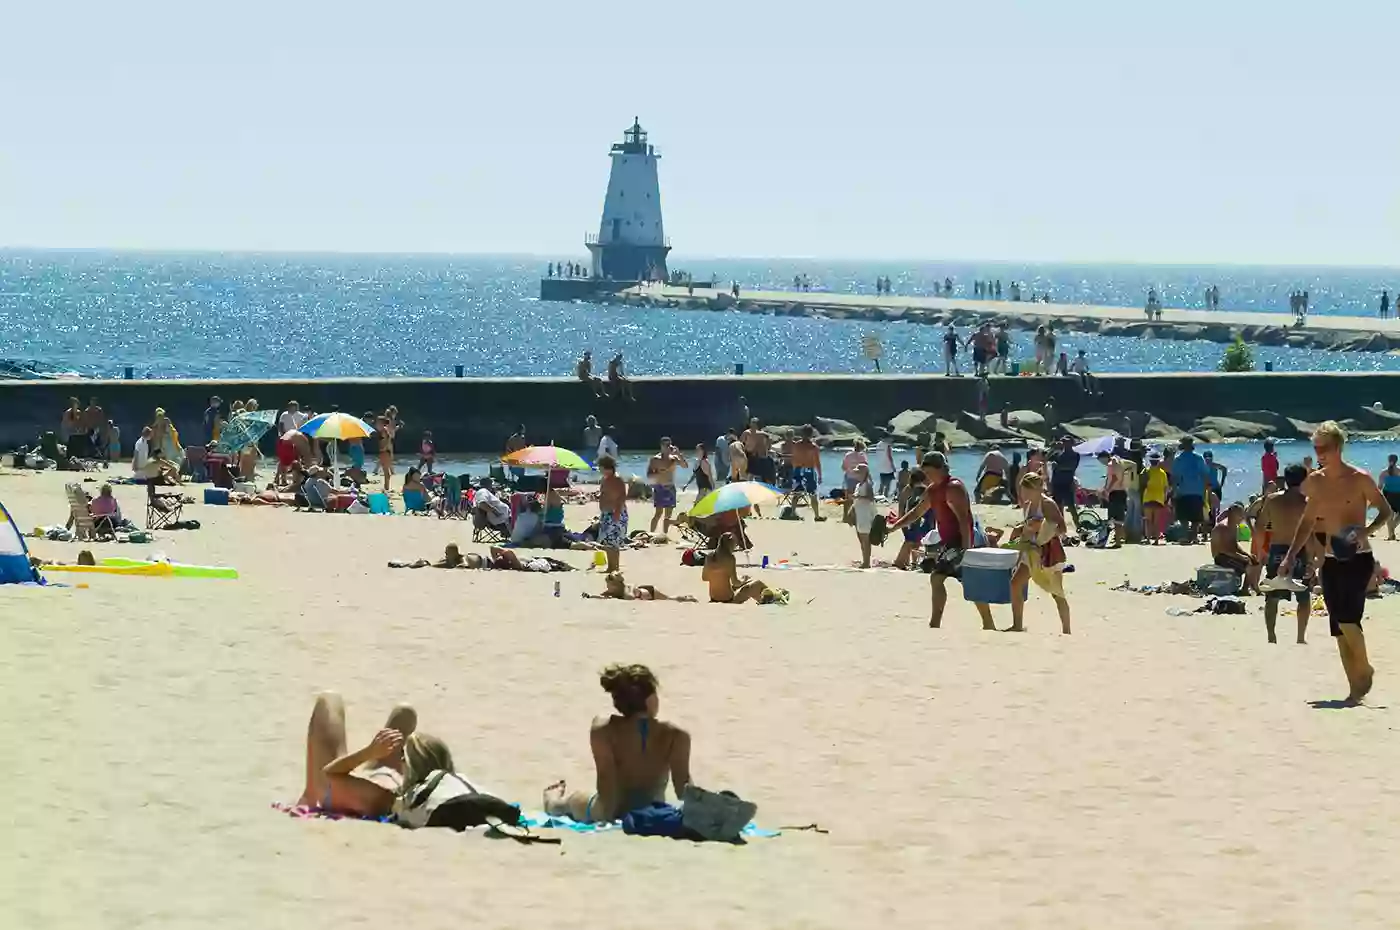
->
xmin=5 ymin=1 xmax=1398 ymax=265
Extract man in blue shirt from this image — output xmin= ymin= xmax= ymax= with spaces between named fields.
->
xmin=1171 ymin=436 xmax=1212 ymax=542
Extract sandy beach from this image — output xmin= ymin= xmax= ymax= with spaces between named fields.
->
xmin=4 ymin=467 xmax=1400 ymax=929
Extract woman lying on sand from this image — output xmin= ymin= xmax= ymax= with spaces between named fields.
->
xmin=582 ymin=571 xmax=697 ymax=602
xmin=542 ymin=663 xmax=692 ymax=823
xmin=389 ymin=544 xmax=575 ymax=572
xmin=296 ymin=691 xmax=453 ymax=817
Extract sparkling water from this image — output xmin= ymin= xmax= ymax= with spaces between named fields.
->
xmin=2 ymin=250 xmax=1397 ymax=379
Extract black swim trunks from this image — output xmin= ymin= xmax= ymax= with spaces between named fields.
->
xmin=1050 ymin=480 xmax=1075 ymax=508
xmin=1175 ymin=494 xmax=1204 ymax=525
xmin=748 ymin=455 xmax=776 ymax=483
xmin=1106 ymin=490 xmax=1128 ymax=521
xmin=1320 ymin=551 xmax=1374 ymax=636
xmin=1385 ymin=491 xmax=1400 ymax=515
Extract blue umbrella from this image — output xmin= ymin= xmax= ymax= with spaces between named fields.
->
xmin=213 ymin=411 xmax=276 ymax=454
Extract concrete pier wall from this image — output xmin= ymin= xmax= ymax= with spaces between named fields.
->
xmin=3 ymin=372 xmax=1396 ymax=455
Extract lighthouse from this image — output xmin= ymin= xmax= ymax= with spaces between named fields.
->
xmin=586 ymin=118 xmax=671 ymax=282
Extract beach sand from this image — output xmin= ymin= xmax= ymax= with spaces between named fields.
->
xmin=3 ymin=468 xmax=1399 ymax=929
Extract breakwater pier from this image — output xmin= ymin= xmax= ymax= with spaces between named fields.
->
xmin=595 ymin=285 xmax=1400 ymax=354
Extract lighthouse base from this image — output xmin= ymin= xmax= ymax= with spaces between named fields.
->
xmin=587 ymin=243 xmax=671 ymax=283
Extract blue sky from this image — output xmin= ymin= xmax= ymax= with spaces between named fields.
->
xmin=3 ymin=1 xmax=1397 ymax=265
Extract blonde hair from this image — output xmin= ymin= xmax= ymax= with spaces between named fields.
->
xmin=1313 ymin=420 xmax=1346 ymax=450
xmin=402 ymin=732 xmax=454 ymax=793
xmin=1019 ymin=471 xmax=1045 ymax=491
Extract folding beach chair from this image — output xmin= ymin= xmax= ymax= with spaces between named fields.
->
xmin=403 ymin=489 xmax=430 ymax=515
xmin=489 ymin=464 xmax=510 ymax=489
xmin=472 ymin=509 xmax=510 ymax=544
xmin=437 ymin=474 xmax=466 ymax=519
xmin=65 ymin=483 xmax=96 ymax=541
xmin=146 ymin=482 xmax=184 ymax=530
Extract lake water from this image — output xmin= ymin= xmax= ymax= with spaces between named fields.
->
xmin=3 ymin=250 xmax=1399 ymax=380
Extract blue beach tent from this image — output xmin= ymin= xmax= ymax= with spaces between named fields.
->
xmin=0 ymin=496 xmax=40 ymax=584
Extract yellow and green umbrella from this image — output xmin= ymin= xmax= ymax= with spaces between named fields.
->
xmin=502 ymin=445 xmax=592 ymax=471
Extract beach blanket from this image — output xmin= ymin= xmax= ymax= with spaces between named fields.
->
xmin=520 ymin=811 xmax=780 ymax=838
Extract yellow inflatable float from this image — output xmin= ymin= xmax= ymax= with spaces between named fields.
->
xmin=41 ymin=557 xmax=238 ymax=580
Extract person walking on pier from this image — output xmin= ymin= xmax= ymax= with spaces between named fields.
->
xmin=942 ymin=325 xmax=962 ymax=377
xmin=1381 ymin=289 xmax=1391 ymax=320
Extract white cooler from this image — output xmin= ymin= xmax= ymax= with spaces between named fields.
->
xmin=960 ymin=547 xmax=1021 ymax=603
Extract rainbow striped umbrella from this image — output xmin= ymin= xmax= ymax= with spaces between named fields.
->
xmin=688 ymin=480 xmax=782 ymax=518
xmin=298 ymin=412 xmax=374 ymax=487
xmin=502 ymin=445 xmax=592 ymax=471
xmin=299 ymin=412 xmax=374 ymax=441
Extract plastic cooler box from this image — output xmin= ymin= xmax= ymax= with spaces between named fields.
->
xmin=203 ymin=488 xmax=230 ymax=506
xmin=960 ymin=547 xmax=1021 ymax=603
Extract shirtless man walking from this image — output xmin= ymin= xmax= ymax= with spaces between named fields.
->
xmin=788 ymin=425 xmax=827 ymax=521
xmin=647 ymin=437 xmax=687 ymax=534
xmin=1257 ymin=464 xmax=1313 ymax=644
xmin=1279 ymin=422 xmax=1391 ymax=703
xmin=889 ymin=452 xmax=994 ymax=630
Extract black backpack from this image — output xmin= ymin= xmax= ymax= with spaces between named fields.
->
xmin=395 ymin=770 xmax=523 ymax=831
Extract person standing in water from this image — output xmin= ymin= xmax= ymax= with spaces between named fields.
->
xmin=1257 ymin=464 xmax=1314 ymax=644
xmin=1279 ymin=422 xmax=1391 ymax=704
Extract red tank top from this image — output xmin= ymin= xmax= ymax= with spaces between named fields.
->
xmin=925 ymin=478 xmax=969 ymax=546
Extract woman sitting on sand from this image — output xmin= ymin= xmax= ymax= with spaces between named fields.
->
xmin=702 ymin=533 xmax=770 ymax=604
xmin=582 ymin=571 xmax=697 ymax=602
xmin=542 ymin=663 xmax=692 ymax=823
xmin=296 ymin=691 xmax=454 ymax=817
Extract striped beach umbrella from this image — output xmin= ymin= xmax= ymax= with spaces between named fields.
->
xmin=502 ymin=445 xmax=592 ymax=471
xmin=299 ymin=412 xmax=374 ymax=441
xmin=688 ymin=480 xmax=783 ymax=518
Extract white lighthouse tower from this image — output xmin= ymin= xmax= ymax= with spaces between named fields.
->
xmin=586 ymin=118 xmax=670 ymax=282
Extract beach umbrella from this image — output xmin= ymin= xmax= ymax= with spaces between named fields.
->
xmin=688 ymin=480 xmax=783 ymax=518
xmin=299 ymin=412 xmax=375 ymax=486
xmin=1072 ymin=434 xmax=1120 ymax=456
xmin=212 ymin=410 xmax=276 ymax=454
xmin=501 ymin=445 xmax=592 ymax=471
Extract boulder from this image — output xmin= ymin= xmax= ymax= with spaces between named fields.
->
xmin=708 ymin=293 xmax=735 ymax=310
xmin=954 ymin=411 xmax=1039 ymax=443
xmin=1253 ymin=327 xmax=1288 ymax=346
xmin=1351 ymin=405 xmax=1400 ymax=431
xmin=1142 ymin=416 xmax=1187 ymax=442
xmin=1220 ymin=410 xmax=1306 ymax=439
xmin=1285 ymin=334 xmax=1312 ymax=348
xmin=1063 ymin=419 xmax=1119 ymax=441
xmin=812 ymin=416 xmax=864 ymax=444
xmin=1199 ymin=322 xmax=1235 ymax=343
xmin=1193 ymin=416 xmax=1275 ymax=441
xmin=887 ymin=409 xmax=940 ymax=440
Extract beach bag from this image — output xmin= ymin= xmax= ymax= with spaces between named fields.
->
xmin=680 ymin=785 xmax=758 ymax=842
xmin=621 ymin=802 xmax=687 ymax=837
xmin=395 ymin=770 xmax=521 ymax=831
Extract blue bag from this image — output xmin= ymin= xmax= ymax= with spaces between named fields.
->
xmin=621 ymin=802 xmax=685 ymax=837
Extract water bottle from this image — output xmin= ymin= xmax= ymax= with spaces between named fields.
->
xmin=761 ymin=555 xmax=769 ymax=568
xmin=553 ymin=580 xmax=561 ymax=597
